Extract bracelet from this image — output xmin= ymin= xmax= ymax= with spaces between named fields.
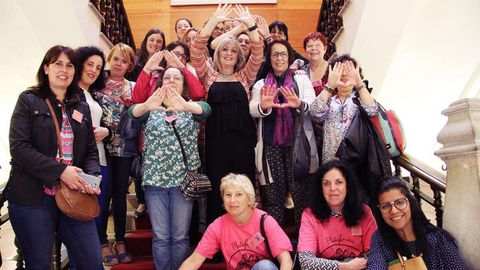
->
xmin=324 ymin=85 xmax=335 ymax=95
xmin=248 ymin=24 xmax=258 ymax=32
xmin=356 ymin=83 xmax=365 ymax=92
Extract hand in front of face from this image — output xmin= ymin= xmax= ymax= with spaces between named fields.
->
xmin=143 ymin=51 xmax=164 ymax=74
xmin=234 ymin=4 xmax=256 ymax=28
xmin=327 ymin=61 xmax=345 ymax=89
xmin=165 ymin=87 xmax=189 ymax=112
xmin=212 ymin=3 xmax=233 ymax=23
xmin=145 ymin=86 xmax=167 ymax=111
xmin=260 ymin=84 xmax=281 ymax=111
xmin=343 ymin=60 xmax=363 ymax=88
xmin=278 ymin=86 xmax=302 ymax=108
xmin=164 ymin=50 xmax=185 ymax=69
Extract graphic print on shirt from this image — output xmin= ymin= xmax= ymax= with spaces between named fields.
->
xmin=320 ymin=231 xmax=363 ymax=260
xmin=228 ymin=238 xmax=268 ymax=270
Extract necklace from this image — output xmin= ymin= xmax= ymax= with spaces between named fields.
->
xmin=218 ymin=71 xmax=234 ymax=80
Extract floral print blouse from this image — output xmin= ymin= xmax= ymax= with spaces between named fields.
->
xmin=94 ymin=79 xmax=135 ymax=157
xmin=128 ymin=102 xmax=211 ymax=188
xmin=310 ymin=92 xmax=377 ymax=163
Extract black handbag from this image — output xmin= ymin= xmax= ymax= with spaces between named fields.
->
xmin=170 ymin=119 xmax=211 ymax=199
xmin=291 ymin=102 xmax=311 ymax=181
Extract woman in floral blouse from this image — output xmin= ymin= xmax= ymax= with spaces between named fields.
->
xmin=94 ymin=43 xmax=137 ymax=265
xmin=128 ymin=66 xmax=211 ymax=270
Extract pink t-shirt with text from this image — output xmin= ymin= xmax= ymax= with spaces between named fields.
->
xmin=297 ymin=205 xmax=377 ymax=260
xmin=195 ymin=208 xmax=292 ymax=270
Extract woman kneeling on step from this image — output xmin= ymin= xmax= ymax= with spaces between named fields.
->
xmin=179 ymin=173 xmax=293 ymax=270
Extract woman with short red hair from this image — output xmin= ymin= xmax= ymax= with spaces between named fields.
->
xmin=302 ymin=32 xmax=329 ymax=96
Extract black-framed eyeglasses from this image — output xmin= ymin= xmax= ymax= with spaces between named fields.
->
xmin=377 ymin=198 xmax=408 ymax=214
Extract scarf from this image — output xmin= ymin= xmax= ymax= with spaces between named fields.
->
xmin=265 ymin=69 xmax=294 ymax=147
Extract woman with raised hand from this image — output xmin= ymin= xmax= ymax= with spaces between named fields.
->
xmin=7 ymin=45 xmax=102 ymax=269
xmin=250 ymin=39 xmax=318 ymax=228
xmin=179 ymin=174 xmax=292 ymax=270
xmin=367 ymin=177 xmax=466 ymax=270
xmin=298 ymin=160 xmax=377 ymax=270
xmin=127 ymin=28 xmax=166 ymax=82
xmin=95 ymin=43 xmax=138 ymax=265
xmin=190 ymin=3 xmax=263 ymax=225
xmin=129 ymin=67 xmax=211 ymax=270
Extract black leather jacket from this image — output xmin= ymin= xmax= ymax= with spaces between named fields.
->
xmin=5 ymin=90 xmax=100 ymax=206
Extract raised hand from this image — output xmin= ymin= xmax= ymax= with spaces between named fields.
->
xmin=344 ymin=60 xmax=363 ymax=88
xmin=213 ymin=3 xmax=233 ymax=23
xmin=145 ymin=86 xmax=168 ymax=111
xmin=166 ymin=87 xmax=189 ymax=112
xmin=327 ymin=61 xmax=344 ymax=89
xmin=143 ymin=51 xmax=164 ymax=74
xmin=234 ymin=4 xmax=256 ymax=28
xmin=164 ymin=50 xmax=185 ymax=69
xmin=260 ymin=84 xmax=281 ymax=110
xmin=278 ymin=86 xmax=302 ymax=108
xmin=254 ymin=15 xmax=269 ymax=38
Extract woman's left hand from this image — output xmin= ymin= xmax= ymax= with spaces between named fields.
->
xmin=278 ymin=86 xmax=302 ymax=108
xmin=93 ymin=126 xmax=109 ymax=143
xmin=234 ymin=4 xmax=256 ymax=28
xmin=164 ymin=50 xmax=185 ymax=69
xmin=166 ymin=87 xmax=189 ymax=112
xmin=344 ymin=60 xmax=363 ymax=88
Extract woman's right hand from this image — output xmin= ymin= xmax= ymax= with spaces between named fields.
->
xmin=327 ymin=62 xmax=344 ymax=90
xmin=339 ymin=257 xmax=367 ymax=270
xmin=59 ymin=166 xmax=99 ymax=195
xmin=212 ymin=3 xmax=233 ymax=24
xmin=260 ymin=84 xmax=281 ymax=111
xmin=145 ymin=86 xmax=168 ymax=111
xmin=143 ymin=51 xmax=164 ymax=74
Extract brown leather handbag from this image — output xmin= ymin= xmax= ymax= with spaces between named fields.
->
xmin=45 ymin=99 xmax=99 ymax=222
xmin=388 ymin=252 xmax=428 ymax=270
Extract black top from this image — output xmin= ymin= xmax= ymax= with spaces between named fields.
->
xmin=206 ymin=81 xmax=255 ymax=142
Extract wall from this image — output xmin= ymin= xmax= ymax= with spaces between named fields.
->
xmin=123 ymin=0 xmax=322 ymax=53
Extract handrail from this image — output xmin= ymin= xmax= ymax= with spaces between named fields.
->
xmin=391 ymin=153 xmax=446 ymax=227
xmin=316 ymin=0 xmax=347 ymax=60
xmin=90 ymin=0 xmax=136 ymax=49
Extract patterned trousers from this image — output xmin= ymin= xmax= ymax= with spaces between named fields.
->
xmin=260 ymin=144 xmax=308 ymax=229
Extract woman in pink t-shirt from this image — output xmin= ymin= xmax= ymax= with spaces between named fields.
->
xmin=298 ymin=160 xmax=377 ymax=270
xmin=179 ymin=174 xmax=292 ymax=270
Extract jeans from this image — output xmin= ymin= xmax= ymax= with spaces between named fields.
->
xmin=252 ymin=259 xmax=279 ymax=270
xmin=98 ymin=156 xmax=133 ymax=244
xmin=8 ymin=196 xmax=102 ymax=270
xmin=144 ymin=185 xmax=193 ymax=270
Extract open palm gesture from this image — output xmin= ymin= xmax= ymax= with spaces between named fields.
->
xmin=278 ymin=86 xmax=302 ymax=108
xmin=260 ymin=84 xmax=281 ymax=110
xmin=145 ymin=86 xmax=167 ymax=111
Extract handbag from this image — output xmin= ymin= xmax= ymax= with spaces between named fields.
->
xmin=45 ymin=99 xmax=100 ymax=222
xmin=291 ymin=102 xmax=311 ymax=181
xmin=370 ymin=103 xmax=406 ymax=157
xmin=170 ymin=118 xmax=211 ymax=199
xmin=388 ymin=252 xmax=428 ymax=270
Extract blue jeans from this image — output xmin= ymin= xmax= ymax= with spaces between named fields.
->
xmin=144 ymin=185 xmax=193 ymax=270
xmin=252 ymin=259 xmax=278 ymax=270
xmin=8 ymin=195 xmax=102 ymax=270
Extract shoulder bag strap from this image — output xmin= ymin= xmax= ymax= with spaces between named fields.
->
xmin=45 ymin=98 xmax=64 ymax=162
xmin=260 ymin=213 xmax=273 ymax=257
xmin=170 ymin=120 xmax=189 ymax=172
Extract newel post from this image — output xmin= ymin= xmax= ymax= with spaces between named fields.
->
xmin=435 ymin=98 xmax=480 ymax=269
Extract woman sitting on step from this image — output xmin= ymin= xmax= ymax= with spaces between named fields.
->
xmin=129 ymin=66 xmax=211 ymax=270
xmin=298 ymin=160 xmax=377 ymax=270
xmin=179 ymin=173 xmax=292 ymax=270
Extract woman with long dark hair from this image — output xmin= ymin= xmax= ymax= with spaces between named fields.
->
xmin=7 ymin=45 xmax=102 ymax=269
xmin=127 ymin=28 xmax=166 ymax=82
xmin=367 ymin=177 xmax=466 ymax=269
xmin=298 ymin=160 xmax=377 ymax=270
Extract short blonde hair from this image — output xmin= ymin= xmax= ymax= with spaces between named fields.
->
xmin=213 ymin=36 xmax=246 ymax=74
xmin=220 ymin=173 xmax=255 ymax=208
xmin=106 ymin=43 xmax=136 ymax=72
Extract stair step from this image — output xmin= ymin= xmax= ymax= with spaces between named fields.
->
xmin=125 ymin=230 xmax=152 ymax=257
xmin=110 ymin=257 xmax=154 ymax=270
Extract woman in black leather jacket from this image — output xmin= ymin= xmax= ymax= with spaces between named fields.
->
xmin=6 ymin=45 xmax=102 ymax=269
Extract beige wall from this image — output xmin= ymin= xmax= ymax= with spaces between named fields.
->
xmin=123 ymin=0 xmax=322 ymax=53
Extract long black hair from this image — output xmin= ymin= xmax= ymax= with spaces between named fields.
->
xmin=256 ymin=39 xmax=296 ymax=80
xmin=309 ymin=160 xmax=366 ymax=226
xmin=30 ymin=45 xmax=81 ymax=104
xmin=75 ymin=46 xmax=106 ymax=92
xmin=372 ymin=177 xmax=456 ymax=257
xmin=138 ymin=28 xmax=166 ymax=67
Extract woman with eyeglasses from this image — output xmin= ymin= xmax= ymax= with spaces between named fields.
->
xmin=250 ymin=39 xmax=318 ymax=229
xmin=367 ymin=177 xmax=466 ymax=269
xmin=128 ymin=66 xmax=211 ymax=269
xmin=297 ymin=160 xmax=377 ymax=270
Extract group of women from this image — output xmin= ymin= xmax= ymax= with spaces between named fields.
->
xmin=5 ymin=2 xmax=467 ymax=270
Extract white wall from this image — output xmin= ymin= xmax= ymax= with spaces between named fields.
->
xmin=340 ymin=0 xmax=480 ymax=171
xmin=0 ymin=0 xmax=104 ymax=185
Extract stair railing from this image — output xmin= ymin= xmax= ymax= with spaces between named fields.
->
xmin=316 ymin=0 xmax=347 ymax=60
xmin=391 ymin=154 xmax=446 ymax=228
xmin=90 ymin=0 xmax=136 ymax=49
